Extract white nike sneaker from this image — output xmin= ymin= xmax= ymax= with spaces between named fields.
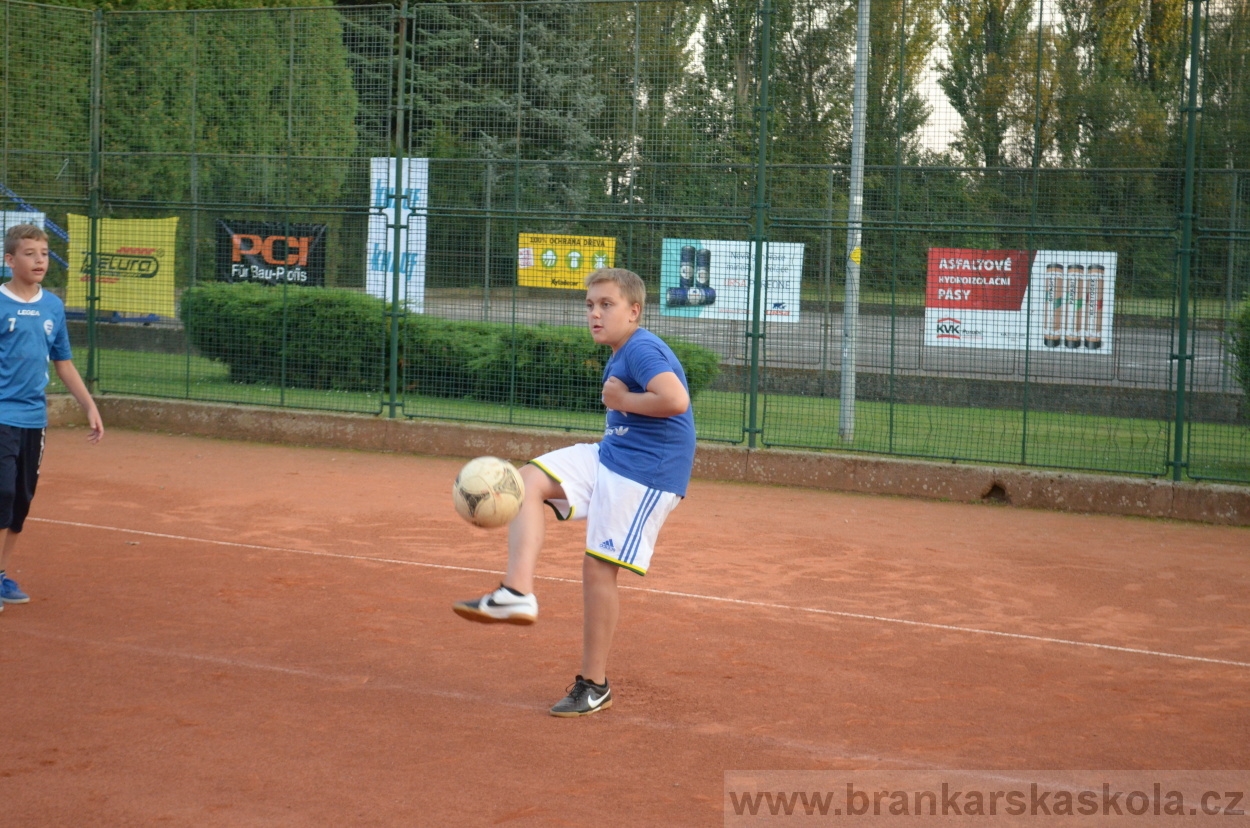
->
xmin=453 ymin=584 xmax=538 ymax=625
xmin=549 ymin=675 xmax=613 ymax=717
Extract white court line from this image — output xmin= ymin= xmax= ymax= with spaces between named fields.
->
xmin=32 ymin=517 xmax=1250 ymax=670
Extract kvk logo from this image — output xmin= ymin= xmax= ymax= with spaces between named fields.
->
xmin=936 ymin=316 xmax=962 ymax=340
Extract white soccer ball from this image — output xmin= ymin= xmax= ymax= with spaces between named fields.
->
xmin=452 ymin=456 xmax=525 ymax=528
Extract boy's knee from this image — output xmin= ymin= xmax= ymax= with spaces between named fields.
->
xmin=520 ymin=463 xmax=560 ymax=501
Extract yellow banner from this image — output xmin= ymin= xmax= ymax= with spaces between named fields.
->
xmin=517 ymin=233 xmax=616 ymax=289
xmin=66 ymin=215 xmax=178 ymax=318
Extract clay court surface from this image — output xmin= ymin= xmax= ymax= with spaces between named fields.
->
xmin=4 ymin=427 xmax=1248 ymax=825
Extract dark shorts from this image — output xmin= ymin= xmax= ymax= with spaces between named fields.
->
xmin=0 ymin=425 xmax=45 ymax=534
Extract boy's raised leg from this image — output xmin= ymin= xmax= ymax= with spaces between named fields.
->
xmin=453 ymin=464 xmax=563 ymax=624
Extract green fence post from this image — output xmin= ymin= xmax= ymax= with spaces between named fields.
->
xmin=746 ymin=0 xmax=774 ymax=449
xmin=1173 ymin=0 xmax=1203 ymax=481
xmin=86 ymin=8 xmax=103 ymax=390
xmin=387 ymin=2 xmax=408 ymax=419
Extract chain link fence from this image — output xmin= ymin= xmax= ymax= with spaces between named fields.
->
xmin=2 ymin=0 xmax=1247 ymax=482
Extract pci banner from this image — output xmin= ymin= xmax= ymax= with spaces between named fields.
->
xmin=66 ymin=214 xmax=177 ymax=318
xmin=923 ymin=248 xmax=1116 ymax=353
xmin=659 ymin=238 xmax=803 ymax=323
xmin=367 ymin=157 xmax=428 ymax=311
xmin=217 ymin=219 xmax=326 ymax=286
xmin=517 ymin=233 xmax=615 ymax=289
xmin=1 ymin=211 xmax=45 ymax=280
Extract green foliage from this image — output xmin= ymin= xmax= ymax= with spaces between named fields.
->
xmin=402 ymin=316 xmax=719 ymax=412
xmin=180 ymin=282 xmax=385 ymax=389
xmin=180 ymin=283 xmax=720 ymax=411
xmin=1231 ymin=301 xmax=1250 ymax=420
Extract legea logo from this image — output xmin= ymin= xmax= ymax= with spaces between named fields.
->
xmin=936 ymin=317 xmax=961 ymax=340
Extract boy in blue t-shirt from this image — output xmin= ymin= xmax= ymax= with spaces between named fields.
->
xmin=454 ymin=267 xmax=696 ymax=716
xmin=0 ymin=225 xmax=104 ymax=610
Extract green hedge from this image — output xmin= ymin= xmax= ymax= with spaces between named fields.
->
xmin=181 ymin=282 xmax=386 ymax=390
xmin=1232 ymin=300 xmax=1250 ymax=420
xmin=180 ymin=283 xmax=720 ymax=411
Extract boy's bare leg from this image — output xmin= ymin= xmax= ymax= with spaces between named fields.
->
xmin=0 ymin=529 xmax=16 ymax=572
xmin=502 ymin=465 xmax=564 ymax=595
xmin=581 ymin=555 xmax=620 ymax=685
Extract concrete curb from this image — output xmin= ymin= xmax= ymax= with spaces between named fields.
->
xmin=48 ymin=394 xmax=1250 ymax=526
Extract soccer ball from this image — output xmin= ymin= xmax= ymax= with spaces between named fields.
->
xmin=452 ymin=456 xmax=525 ymax=528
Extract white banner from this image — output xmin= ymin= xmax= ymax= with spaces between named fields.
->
xmin=366 ymin=157 xmax=429 ymax=312
xmin=923 ymin=248 xmax=1117 ymax=353
xmin=659 ymin=238 xmax=804 ymax=323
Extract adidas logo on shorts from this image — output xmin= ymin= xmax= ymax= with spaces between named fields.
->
xmin=599 ymin=539 xmax=616 ymax=553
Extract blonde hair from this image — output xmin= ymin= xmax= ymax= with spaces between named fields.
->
xmin=585 ymin=267 xmax=645 ymax=310
xmin=4 ymin=224 xmax=48 ymax=255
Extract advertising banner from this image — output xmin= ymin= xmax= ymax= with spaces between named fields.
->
xmin=923 ymin=248 xmax=1116 ymax=353
xmin=659 ymin=238 xmax=803 ymax=323
xmin=216 ymin=219 xmax=326 ymax=286
xmin=367 ymin=157 xmax=428 ymax=311
xmin=66 ymin=214 xmax=178 ymax=318
xmin=516 ymin=233 xmax=615 ymax=289
xmin=1 ymin=211 xmax=45 ymax=281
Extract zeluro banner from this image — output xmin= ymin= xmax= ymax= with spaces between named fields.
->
xmin=924 ymin=248 xmax=1117 ymax=353
xmin=66 ymin=214 xmax=178 ymax=318
xmin=216 ymin=219 xmax=327 ymax=286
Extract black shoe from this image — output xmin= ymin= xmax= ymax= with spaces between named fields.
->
xmin=549 ymin=675 xmax=612 ymax=717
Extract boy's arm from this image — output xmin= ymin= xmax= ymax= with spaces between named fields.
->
xmin=53 ymin=360 xmax=104 ymax=443
xmin=602 ymin=372 xmax=690 ymax=418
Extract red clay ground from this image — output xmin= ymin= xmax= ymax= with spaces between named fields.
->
xmin=3 ymin=428 xmax=1248 ymax=825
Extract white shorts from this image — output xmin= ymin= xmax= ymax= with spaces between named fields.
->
xmin=530 ymin=443 xmax=681 ymax=576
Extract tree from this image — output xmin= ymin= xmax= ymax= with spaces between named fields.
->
xmin=937 ymin=0 xmax=1034 ymax=168
xmin=770 ymin=0 xmax=856 ymax=165
xmin=866 ymin=0 xmax=939 ymax=167
xmin=1053 ymin=0 xmax=1183 ymax=168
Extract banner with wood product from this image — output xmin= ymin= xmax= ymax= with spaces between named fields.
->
xmin=66 ymin=214 xmax=178 ymax=318
xmin=924 ymin=248 xmax=1116 ymax=353
xmin=517 ymin=233 xmax=615 ymax=289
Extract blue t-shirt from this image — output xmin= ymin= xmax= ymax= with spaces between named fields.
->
xmin=0 ymin=285 xmax=71 ymax=428
xmin=598 ymin=328 xmax=696 ymax=496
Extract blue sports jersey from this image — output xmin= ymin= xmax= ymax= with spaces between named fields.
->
xmin=0 ymin=285 xmax=71 ymax=428
xmin=598 ymin=328 xmax=696 ymax=496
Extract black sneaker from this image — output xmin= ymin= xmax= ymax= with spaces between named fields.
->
xmin=549 ymin=675 xmax=612 ymax=717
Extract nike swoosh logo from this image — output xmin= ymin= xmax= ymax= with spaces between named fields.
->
xmin=586 ymin=690 xmax=608 ymax=709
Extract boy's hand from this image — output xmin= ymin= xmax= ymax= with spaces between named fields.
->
xmin=85 ymin=409 xmax=104 ymax=444
xmin=602 ymin=376 xmax=630 ymax=411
